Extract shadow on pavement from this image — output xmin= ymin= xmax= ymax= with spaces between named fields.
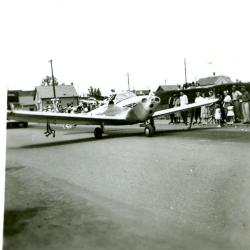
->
xmin=11 ymin=126 xmax=249 ymax=149
xmin=4 ymin=207 xmax=46 ymax=236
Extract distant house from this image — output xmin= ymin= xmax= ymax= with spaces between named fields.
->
xmin=34 ymin=84 xmax=79 ymax=111
xmin=7 ymin=90 xmax=36 ymax=111
xmin=197 ymin=75 xmax=232 ymax=86
xmin=19 ymin=90 xmax=36 ymax=111
xmin=7 ymin=90 xmax=21 ymax=109
xmin=155 ymin=85 xmax=180 ymax=94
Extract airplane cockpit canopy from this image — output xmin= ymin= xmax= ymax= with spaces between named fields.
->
xmin=109 ymin=91 xmax=136 ymax=104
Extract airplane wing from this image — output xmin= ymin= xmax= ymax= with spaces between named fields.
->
xmin=152 ymin=98 xmax=218 ymax=118
xmin=7 ymin=109 xmax=128 ymax=126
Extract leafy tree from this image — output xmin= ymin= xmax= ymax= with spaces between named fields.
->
xmin=41 ymin=75 xmax=59 ymax=86
xmin=87 ymin=86 xmax=103 ymax=100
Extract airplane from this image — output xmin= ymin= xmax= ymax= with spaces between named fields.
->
xmin=7 ymin=91 xmax=218 ymax=139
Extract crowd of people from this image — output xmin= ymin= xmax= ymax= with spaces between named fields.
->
xmin=43 ymin=100 xmax=100 ymax=113
xmin=168 ymin=85 xmax=250 ymax=127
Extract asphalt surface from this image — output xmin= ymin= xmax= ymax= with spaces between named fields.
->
xmin=4 ymin=121 xmax=250 ymax=250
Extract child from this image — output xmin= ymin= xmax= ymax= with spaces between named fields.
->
xmin=227 ymin=105 xmax=235 ymax=125
xmin=214 ymin=104 xmax=222 ymax=127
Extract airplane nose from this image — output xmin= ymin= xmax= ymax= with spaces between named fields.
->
xmin=148 ymin=96 xmax=161 ymax=112
xmin=150 ymin=97 xmax=160 ymax=104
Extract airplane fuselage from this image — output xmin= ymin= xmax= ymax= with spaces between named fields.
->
xmin=88 ymin=94 xmax=161 ymax=125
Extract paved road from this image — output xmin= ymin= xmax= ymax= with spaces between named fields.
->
xmin=4 ymin=121 xmax=250 ymax=250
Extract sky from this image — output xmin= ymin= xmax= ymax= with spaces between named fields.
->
xmin=1 ymin=0 xmax=250 ymax=96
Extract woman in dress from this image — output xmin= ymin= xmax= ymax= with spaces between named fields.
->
xmin=200 ymin=93 xmax=208 ymax=125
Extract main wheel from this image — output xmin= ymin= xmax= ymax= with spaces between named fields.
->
xmin=94 ymin=127 xmax=103 ymax=139
xmin=144 ymin=124 xmax=155 ymax=137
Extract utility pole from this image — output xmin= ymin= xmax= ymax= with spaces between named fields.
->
xmin=127 ymin=72 xmax=130 ymax=91
xmin=184 ymin=58 xmax=187 ymax=84
xmin=49 ymin=59 xmax=59 ymax=112
xmin=49 ymin=59 xmax=56 ymax=99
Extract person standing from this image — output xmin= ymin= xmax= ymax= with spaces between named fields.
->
xmin=231 ymin=85 xmax=242 ymax=122
xmin=207 ymin=90 xmax=216 ymax=124
xmin=168 ymin=94 xmax=176 ymax=123
xmin=173 ymin=95 xmax=181 ymax=123
xmin=180 ymin=91 xmax=188 ymax=125
xmin=240 ymin=86 xmax=250 ymax=124
xmin=193 ymin=91 xmax=202 ymax=124
xmin=216 ymin=93 xmax=225 ymax=126
xmin=223 ymin=90 xmax=232 ymax=122
xmin=214 ymin=103 xmax=222 ymax=127
xmin=200 ymin=92 xmax=209 ymax=125
xmin=226 ymin=105 xmax=235 ymax=125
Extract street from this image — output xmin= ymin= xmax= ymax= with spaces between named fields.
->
xmin=4 ymin=121 xmax=250 ymax=250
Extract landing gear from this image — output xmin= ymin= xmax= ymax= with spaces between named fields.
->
xmin=144 ymin=124 xmax=155 ymax=137
xmin=144 ymin=118 xmax=156 ymax=137
xmin=94 ymin=127 xmax=103 ymax=139
xmin=44 ymin=121 xmax=55 ymax=137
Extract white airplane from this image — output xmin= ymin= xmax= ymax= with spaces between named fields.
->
xmin=7 ymin=91 xmax=217 ymax=139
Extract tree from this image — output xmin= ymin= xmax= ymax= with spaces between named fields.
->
xmin=87 ymin=86 xmax=103 ymax=100
xmin=41 ymin=75 xmax=59 ymax=86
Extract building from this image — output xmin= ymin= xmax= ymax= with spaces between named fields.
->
xmin=154 ymin=85 xmax=181 ymax=104
xmin=155 ymin=85 xmax=181 ymax=94
xmin=7 ymin=90 xmax=21 ymax=109
xmin=197 ymin=75 xmax=232 ymax=86
xmin=19 ymin=90 xmax=36 ymax=111
xmin=34 ymin=84 xmax=79 ymax=111
xmin=7 ymin=90 xmax=36 ymax=111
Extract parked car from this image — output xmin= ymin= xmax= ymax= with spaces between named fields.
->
xmin=7 ymin=120 xmax=28 ymax=129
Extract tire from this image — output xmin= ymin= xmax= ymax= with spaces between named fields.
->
xmin=94 ymin=127 xmax=103 ymax=139
xmin=144 ymin=124 xmax=155 ymax=137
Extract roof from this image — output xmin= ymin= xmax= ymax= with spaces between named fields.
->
xmin=197 ymin=76 xmax=232 ymax=86
xmin=156 ymin=85 xmax=180 ymax=92
xmin=35 ymin=85 xmax=78 ymax=99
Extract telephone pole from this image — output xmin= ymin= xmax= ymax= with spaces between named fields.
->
xmin=184 ymin=58 xmax=187 ymax=84
xmin=127 ymin=72 xmax=130 ymax=91
xmin=49 ymin=59 xmax=56 ymax=98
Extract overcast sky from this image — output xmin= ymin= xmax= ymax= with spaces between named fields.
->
xmin=1 ymin=0 xmax=250 ymax=95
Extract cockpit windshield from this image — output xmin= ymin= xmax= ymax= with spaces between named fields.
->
xmin=114 ymin=91 xmax=136 ymax=103
xmin=108 ymin=91 xmax=136 ymax=104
